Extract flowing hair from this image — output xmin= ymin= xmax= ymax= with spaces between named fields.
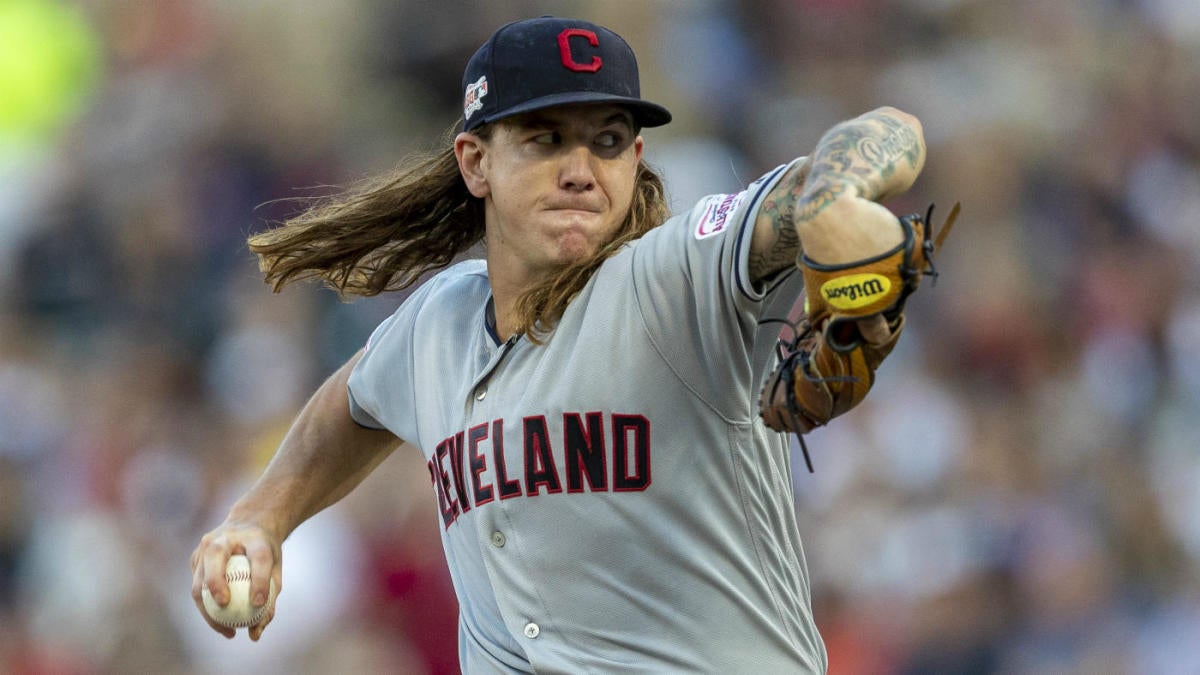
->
xmin=248 ymin=121 xmax=670 ymax=340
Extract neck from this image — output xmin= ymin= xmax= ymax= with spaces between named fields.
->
xmin=486 ymin=256 xmax=537 ymax=341
xmin=490 ymin=291 xmax=521 ymax=341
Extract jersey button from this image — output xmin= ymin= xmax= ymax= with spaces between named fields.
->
xmin=490 ymin=531 xmax=506 ymax=548
xmin=523 ymin=622 xmax=540 ymax=639
xmin=475 ymin=386 xmax=487 ymax=401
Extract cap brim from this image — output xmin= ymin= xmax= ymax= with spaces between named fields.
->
xmin=473 ymin=91 xmax=672 ymax=130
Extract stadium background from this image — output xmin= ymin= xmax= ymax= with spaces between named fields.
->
xmin=2 ymin=1 xmax=1199 ymax=673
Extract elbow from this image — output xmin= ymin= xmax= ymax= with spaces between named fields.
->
xmin=875 ymin=105 xmax=925 ymax=144
xmin=876 ymin=106 xmax=923 ymax=136
xmin=869 ymin=106 xmax=927 ymax=197
xmin=888 ymin=110 xmax=926 ymax=161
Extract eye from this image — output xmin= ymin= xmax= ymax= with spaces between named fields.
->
xmin=532 ymin=132 xmax=558 ymax=145
xmin=595 ymin=132 xmax=621 ymax=148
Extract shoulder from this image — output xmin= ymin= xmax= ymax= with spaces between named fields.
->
xmin=634 ymin=159 xmax=804 ymax=247
xmin=362 ymin=259 xmax=488 ymax=351
xmin=433 ymin=258 xmax=488 ymax=284
xmin=373 ymin=259 xmax=489 ymax=329
xmin=416 ymin=259 xmax=490 ymax=300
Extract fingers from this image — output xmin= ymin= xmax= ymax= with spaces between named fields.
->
xmin=191 ymin=524 xmax=282 ymax=640
xmin=244 ymin=538 xmax=279 ymax=612
xmin=191 ymin=542 xmax=236 ymax=639
xmin=856 ymin=314 xmax=893 ymax=345
xmin=202 ymin=536 xmax=237 ymax=608
xmin=249 ymin=600 xmax=277 ymax=642
xmin=245 ymin=539 xmax=280 ymax=642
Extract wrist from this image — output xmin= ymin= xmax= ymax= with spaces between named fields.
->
xmin=796 ymin=196 xmax=902 ymax=265
xmin=226 ymin=494 xmax=293 ymax=544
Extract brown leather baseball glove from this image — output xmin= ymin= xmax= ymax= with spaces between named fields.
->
xmin=759 ymin=202 xmax=960 ymax=471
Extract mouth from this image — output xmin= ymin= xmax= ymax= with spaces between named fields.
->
xmin=546 ymin=201 xmax=603 ymax=214
xmin=545 ymin=208 xmax=606 ymax=230
xmin=553 ymin=209 xmax=600 ymax=220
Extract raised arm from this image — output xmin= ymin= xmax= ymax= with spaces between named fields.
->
xmin=756 ymin=107 xmax=952 ymax=454
xmin=190 ymin=349 xmax=402 ymax=640
xmin=748 ymin=106 xmax=926 ymax=282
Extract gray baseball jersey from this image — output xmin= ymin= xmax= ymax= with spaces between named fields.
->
xmin=348 ymin=158 xmax=827 ymax=674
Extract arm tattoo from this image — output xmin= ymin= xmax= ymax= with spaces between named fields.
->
xmin=748 ymin=110 xmax=922 ymax=282
xmin=749 ymin=163 xmax=807 ymax=280
xmin=748 ymin=214 xmax=800 ymax=281
xmin=798 ymin=110 xmax=923 ymax=219
xmin=795 ymin=181 xmax=851 ymax=224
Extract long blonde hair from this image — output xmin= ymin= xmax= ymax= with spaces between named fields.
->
xmin=248 ymin=121 xmax=669 ymax=339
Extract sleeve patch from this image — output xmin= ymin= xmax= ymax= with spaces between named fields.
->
xmin=693 ymin=191 xmax=747 ymax=240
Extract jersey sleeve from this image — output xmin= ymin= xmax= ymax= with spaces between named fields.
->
xmin=628 ymin=158 xmax=806 ymax=419
xmin=346 ymin=280 xmax=438 ymax=440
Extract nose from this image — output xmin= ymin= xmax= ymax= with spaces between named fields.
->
xmin=559 ymin=145 xmax=596 ymax=192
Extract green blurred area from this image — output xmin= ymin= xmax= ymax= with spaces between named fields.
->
xmin=0 ymin=0 xmax=102 ymax=146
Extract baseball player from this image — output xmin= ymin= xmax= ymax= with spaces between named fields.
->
xmin=191 ymin=15 xmax=937 ymax=674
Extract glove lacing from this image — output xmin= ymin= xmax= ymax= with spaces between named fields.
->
xmin=759 ymin=316 xmax=858 ymax=473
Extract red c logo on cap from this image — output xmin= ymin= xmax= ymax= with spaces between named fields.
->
xmin=558 ymin=28 xmax=602 ymax=73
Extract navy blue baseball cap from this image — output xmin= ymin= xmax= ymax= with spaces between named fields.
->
xmin=461 ymin=16 xmax=672 ymax=132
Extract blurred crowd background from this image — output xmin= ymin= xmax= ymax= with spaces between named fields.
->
xmin=2 ymin=0 xmax=1199 ymax=673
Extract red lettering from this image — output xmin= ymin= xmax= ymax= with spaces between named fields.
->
xmin=558 ymin=28 xmax=602 ymax=73
xmin=492 ymin=419 xmax=523 ymax=499
xmin=430 ymin=412 xmax=652 ymax=531
xmin=435 ymin=439 xmax=459 ymax=527
xmin=429 ymin=456 xmax=454 ymax=528
xmin=524 ymin=416 xmax=563 ymax=495
xmin=447 ymin=431 xmax=470 ymax=514
xmin=565 ymin=412 xmax=607 ymax=492
xmin=468 ymin=423 xmax=494 ymax=506
xmin=612 ymin=414 xmax=651 ymax=491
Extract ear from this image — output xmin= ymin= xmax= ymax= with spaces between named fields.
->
xmin=455 ymin=132 xmax=490 ymax=199
xmin=633 ymin=135 xmax=644 ymax=163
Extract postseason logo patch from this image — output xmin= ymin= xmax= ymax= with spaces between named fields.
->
xmin=464 ymin=76 xmax=488 ymax=120
xmin=694 ymin=192 xmax=747 ymax=239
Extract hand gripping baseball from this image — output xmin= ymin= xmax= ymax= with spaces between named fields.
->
xmin=759 ymin=202 xmax=959 ymax=470
xmin=190 ymin=522 xmax=283 ymax=641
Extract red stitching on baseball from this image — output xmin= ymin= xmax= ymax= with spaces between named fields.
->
xmin=226 ymin=569 xmax=251 ymax=582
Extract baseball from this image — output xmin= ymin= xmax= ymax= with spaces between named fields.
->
xmin=201 ymin=554 xmax=276 ymax=628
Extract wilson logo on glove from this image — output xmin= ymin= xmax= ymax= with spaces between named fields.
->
xmin=820 ymin=274 xmax=891 ymax=309
xmin=759 ymin=202 xmax=961 ymax=474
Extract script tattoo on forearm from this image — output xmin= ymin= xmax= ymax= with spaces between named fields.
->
xmin=796 ymin=111 xmax=922 ymax=222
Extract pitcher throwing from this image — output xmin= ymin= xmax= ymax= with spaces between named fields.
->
xmin=190 ymin=15 xmax=949 ymax=674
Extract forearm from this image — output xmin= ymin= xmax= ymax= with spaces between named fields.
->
xmin=792 ymin=108 xmax=926 ymax=266
xmin=227 ymin=351 xmax=401 ymax=541
xmin=748 ymin=107 xmax=925 ymax=281
xmin=798 ymin=106 xmax=925 ymax=220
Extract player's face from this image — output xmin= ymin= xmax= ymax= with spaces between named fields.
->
xmin=462 ymin=104 xmax=644 ymax=281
